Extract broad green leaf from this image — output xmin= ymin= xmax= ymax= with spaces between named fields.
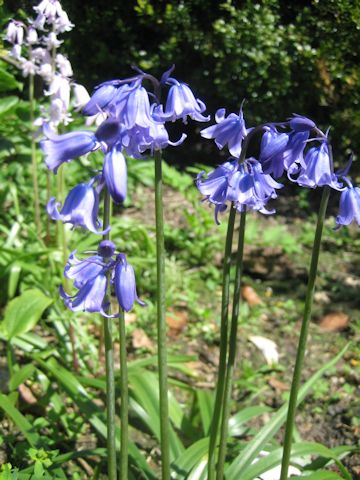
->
xmin=225 ymin=344 xmax=349 ymax=479
xmin=238 ymin=442 xmax=353 ymax=480
xmin=9 ymin=364 xmax=35 ymax=391
xmin=196 ymin=389 xmax=214 ymax=435
xmin=3 ymin=289 xmax=53 ymax=340
xmin=0 ymin=393 xmax=41 ymax=447
xmin=0 ymin=96 xmax=18 ymax=116
xmin=0 ymin=67 xmax=22 ymax=92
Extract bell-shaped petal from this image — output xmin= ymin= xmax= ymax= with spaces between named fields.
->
xmin=95 ymin=118 xmax=122 ymax=147
xmin=82 ymin=83 xmax=118 ymax=116
xmin=163 ymin=80 xmax=209 ymax=123
xmin=40 ymin=124 xmax=98 ymax=172
xmin=103 ymin=147 xmax=127 ymax=203
xmin=289 ymin=115 xmax=316 ymax=132
xmin=294 ymin=142 xmax=343 ymax=190
xmin=60 ymin=273 xmax=108 ymax=314
xmin=47 ymin=182 xmax=110 ymax=234
xmin=201 ymin=107 xmax=248 ymax=158
xmin=196 ymin=160 xmax=237 ymax=205
xmin=64 ymin=251 xmax=105 ymax=288
xmin=114 ymin=254 xmax=145 ymax=312
xmin=336 ymin=182 xmax=360 ymax=227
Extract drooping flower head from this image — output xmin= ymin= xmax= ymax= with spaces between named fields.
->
xmin=290 ymin=139 xmax=343 ymax=190
xmin=60 ymin=241 xmax=144 ymax=315
xmin=335 ymin=178 xmax=360 ymax=228
xmin=47 ymin=177 xmax=109 ymax=234
xmin=200 ymin=105 xmax=249 ymax=158
xmin=197 ymin=157 xmax=282 ymax=223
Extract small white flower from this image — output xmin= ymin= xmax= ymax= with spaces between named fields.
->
xmin=38 ymin=63 xmax=53 ymax=82
xmin=56 ymin=54 xmax=73 ymax=77
xmin=72 ymin=83 xmax=90 ymax=110
xmin=21 ymin=60 xmax=37 ymax=77
xmin=10 ymin=44 xmax=22 ymax=59
xmin=55 ymin=10 xmax=74 ymax=33
xmin=27 ymin=26 xmax=38 ymax=44
xmin=44 ymin=31 xmax=63 ymax=49
xmin=6 ymin=21 xmax=24 ymax=45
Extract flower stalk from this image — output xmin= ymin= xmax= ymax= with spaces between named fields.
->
xmin=119 ymin=308 xmax=128 ymax=480
xmin=29 ymin=73 xmax=42 ymax=238
xmin=216 ymin=210 xmax=246 ymax=479
xmin=279 ymin=185 xmax=330 ymax=480
xmin=154 ymin=149 xmax=170 ymax=480
xmin=102 ymin=189 xmax=117 ymax=480
xmin=208 ymin=205 xmax=236 ymax=480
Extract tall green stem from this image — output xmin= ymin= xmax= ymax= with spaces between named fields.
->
xmin=57 ymin=166 xmax=78 ymax=371
xmin=119 ymin=308 xmax=128 ymax=480
xmin=280 ymin=186 xmax=330 ymax=480
xmin=103 ymin=189 xmax=117 ymax=480
xmin=208 ymin=205 xmax=236 ymax=480
xmin=29 ymin=74 xmax=41 ymax=238
xmin=216 ymin=210 xmax=246 ymax=480
xmin=154 ymin=150 xmax=170 ymax=480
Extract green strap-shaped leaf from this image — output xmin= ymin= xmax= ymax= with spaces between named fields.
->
xmin=2 ymin=289 xmax=53 ymax=340
xmin=225 ymin=344 xmax=350 ymax=479
xmin=0 ymin=393 xmax=41 ymax=447
xmin=238 ymin=442 xmax=353 ymax=480
xmin=0 ymin=96 xmax=18 ymax=116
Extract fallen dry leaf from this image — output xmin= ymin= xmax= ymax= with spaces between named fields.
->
xmin=166 ymin=309 xmax=188 ymax=337
xmin=131 ymin=328 xmax=154 ymax=350
xmin=319 ymin=312 xmax=349 ymax=332
xmin=19 ymin=384 xmax=37 ymax=405
xmin=241 ymin=285 xmax=263 ymax=305
xmin=268 ymin=377 xmax=289 ymax=392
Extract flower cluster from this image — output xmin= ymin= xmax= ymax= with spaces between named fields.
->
xmin=41 ymin=67 xmax=208 ymax=233
xmin=197 ymin=106 xmax=360 ymax=227
xmin=61 ymin=241 xmax=144 ymax=315
xmin=5 ymin=0 xmax=89 ymax=126
xmin=41 ymin=67 xmax=208 ymax=314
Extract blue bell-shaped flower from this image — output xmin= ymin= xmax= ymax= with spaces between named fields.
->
xmin=103 ymin=147 xmax=127 ymax=203
xmin=114 ymin=253 xmax=145 ymax=312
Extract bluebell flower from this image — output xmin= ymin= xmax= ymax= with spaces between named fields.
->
xmin=336 ymin=179 xmax=360 ymax=227
xmin=95 ymin=118 xmax=122 ymax=148
xmin=162 ymin=79 xmax=209 ymax=123
xmin=197 ymin=158 xmax=282 ymax=223
xmin=64 ymin=250 xmax=106 ymax=288
xmin=60 ymin=272 xmax=109 ymax=315
xmin=114 ymin=253 xmax=145 ymax=312
xmin=200 ymin=106 xmax=249 ymax=158
xmin=289 ymin=114 xmax=316 ymax=132
xmin=259 ymin=127 xmax=309 ymax=178
xmin=291 ymin=140 xmax=343 ymax=190
xmin=197 ymin=160 xmax=238 ymax=223
xmin=82 ymin=83 xmax=118 ymax=116
xmin=40 ymin=123 xmax=99 ymax=172
xmin=103 ymin=147 xmax=127 ymax=203
xmin=47 ymin=180 xmax=110 ymax=234
xmin=61 ymin=241 xmax=144 ymax=315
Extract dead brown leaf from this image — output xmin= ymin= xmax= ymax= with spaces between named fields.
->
xmin=268 ymin=377 xmax=289 ymax=392
xmin=319 ymin=312 xmax=349 ymax=332
xmin=131 ymin=328 xmax=154 ymax=350
xmin=241 ymin=285 xmax=263 ymax=306
xmin=18 ymin=384 xmax=37 ymax=405
xmin=166 ymin=309 xmax=188 ymax=337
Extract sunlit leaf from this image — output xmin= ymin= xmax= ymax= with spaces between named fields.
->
xmin=3 ymin=289 xmax=53 ymax=340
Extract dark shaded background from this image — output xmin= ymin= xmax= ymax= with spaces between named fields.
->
xmin=3 ymin=0 xmax=360 ymax=169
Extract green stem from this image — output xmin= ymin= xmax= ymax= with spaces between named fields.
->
xmin=216 ymin=210 xmax=246 ymax=480
xmin=154 ymin=150 xmax=170 ymax=480
xmin=280 ymin=186 xmax=330 ymax=480
xmin=103 ymin=189 xmax=117 ymax=480
xmin=208 ymin=205 xmax=236 ymax=480
xmin=57 ymin=165 xmax=78 ymax=372
xmin=119 ymin=308 xmax=128 ymax=480
xmin=29 ymin=73 xmax=41 ymax=238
